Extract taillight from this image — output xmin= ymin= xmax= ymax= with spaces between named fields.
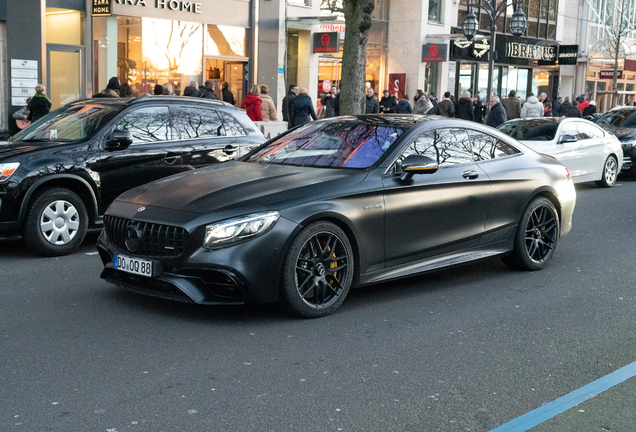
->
xmin=565 ymin=168 xmax=571 ymax=180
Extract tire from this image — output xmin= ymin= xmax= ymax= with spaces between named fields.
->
xmin=595 ymin=155 xmax=618 ymax=188
xmin=22 ymin=187 xmax=88 ymax=257
xmin=502 ymin=197 xmax=559 ymax=271
xmin=280 ymin=221 xmax=355 ymax=318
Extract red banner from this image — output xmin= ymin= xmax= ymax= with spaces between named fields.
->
xmin=388 ymin=73 xmax=406 ymax=100
xmin=600 ymin=70 xmax=623 ymax=79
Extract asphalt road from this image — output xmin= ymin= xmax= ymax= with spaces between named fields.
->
xmin=1 ymin=179 xmax=635 ymax=432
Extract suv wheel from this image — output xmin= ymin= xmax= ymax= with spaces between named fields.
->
xmin=22 ymin=187 xmax=88 ymax=257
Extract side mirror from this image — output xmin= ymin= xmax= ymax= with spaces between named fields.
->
xmin=559 ymin=134 xmax=577 ymax=144
xmin=399 ymin=154 xmax=438 ymax=181
xmin=105 ymin=130 xmax=133 ymax=151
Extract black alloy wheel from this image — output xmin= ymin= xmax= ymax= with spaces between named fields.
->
xmin=281 ymin=221 xmax=354 ymax=318
xmin=502 ymin=197 xmax=559 ymax=271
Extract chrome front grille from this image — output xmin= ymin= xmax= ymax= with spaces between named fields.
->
xmin=104 ymin=215 xmax=190 ymax=258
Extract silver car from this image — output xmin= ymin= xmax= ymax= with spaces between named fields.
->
xmin=499 ymin=117 xmax=623 ymax=187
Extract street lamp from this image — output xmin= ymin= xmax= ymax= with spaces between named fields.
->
xmin=461 ymin=0 xmax=527 ymax=112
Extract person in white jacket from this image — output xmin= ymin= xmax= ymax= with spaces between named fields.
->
xmin=521 ymin=93 xmax=544 ymax=118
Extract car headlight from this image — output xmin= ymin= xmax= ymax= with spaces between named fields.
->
xmin=203 ymin=211 xmax=280 ymax=249
xmin=0 ymin=163 xmax=19 ymax=182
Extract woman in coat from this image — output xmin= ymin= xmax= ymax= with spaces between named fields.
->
xmin=259 ymin=84 xmax=278 ymax=121
xmin=27 ymin=84 xmax=52 ymax=122
xmin=455 ymin=91 xmax=474 ymax=121
xmin=290 ymin=87 xmax=317 ymax=127
xmin=413 ymin=90 xmax=431 ymax=114
xmin=241 ymin=85 xmax=263 ymax=122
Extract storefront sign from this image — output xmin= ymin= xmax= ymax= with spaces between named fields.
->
xmin=495 ymin=35 xmax=558 ymax=66
xmin=450 ymin=38 xmax=489 ymax=61
xmin=505 ymin=41 xmax=556 ymax=62
xmin=557 ymin=45 xmax=578 ymax=65
xmin=313 ymin=32 xmax=339 ymax=54
xmin=422 ymin=44 xmax=447 ymax=62
xmin=322 ymin=79 xmax=332 ymax=93
xmin=114 ymin=0 xmax=202 ymax=14
xmin=92 ymin=0 xmax=112 ymax=16
xmin=388 ymin=73 xmax=406 ymax=99
xmin=600 ymin=70 xmax=623 ymax=79
xmin=319 ymin=24 xmax=345 ymax=33
xmin=11 ymin=59 xmax=38 ymax=106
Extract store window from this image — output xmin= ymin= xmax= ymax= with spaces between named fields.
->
xmin=205 ymin=25 xmax=247 ymax=57
xmin=46 ymin=8 xmax=85 ymax=45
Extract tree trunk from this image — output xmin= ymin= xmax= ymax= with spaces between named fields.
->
xmin=339 ymin=0 xmax=375 ymax=115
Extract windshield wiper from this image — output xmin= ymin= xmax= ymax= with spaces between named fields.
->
xmin=16 ymin=138 xmax=48 ymax=142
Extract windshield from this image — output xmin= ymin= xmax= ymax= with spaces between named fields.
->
xmin=246 ymin=120 xmax=405 ymax=169
xmin=13 ymin=103 xmax=120 ymax=142
xmin=596 ymin=110 xmax=636 ymax=128
xmin=498 ymin=120 xmax=559 ymax=141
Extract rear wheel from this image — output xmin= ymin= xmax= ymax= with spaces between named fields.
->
xmin=22 ymin=187 xmax=88 ymax=257
xmin=280 ymin=221 xmax=354 ymax=318
xmin=596 ymin=155 xmax=618 ymax=187
xmin=502 ymin=197 xmax=559 ymax=271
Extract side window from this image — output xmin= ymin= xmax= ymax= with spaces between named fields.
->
xmin=218 ymin=111 xmax=248 ymax=137
xmin=470 ymin=130 xmax=520 ymax=160
xmin=177 ymin=106 xmax=226 ymax=139
xmin=559 ymin=123 xmax=579 ymax=140
xmin=113 ymin=106 xmax=172 ymax=144
xmin=576 ymin=122 xmax=604 ymax=139
xmin=399 ymin=128 xmax=473 ymax=166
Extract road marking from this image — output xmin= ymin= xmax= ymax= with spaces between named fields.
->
xmin=490 ymin=361 xmax=636 ymax=431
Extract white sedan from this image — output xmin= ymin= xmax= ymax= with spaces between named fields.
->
xmin=498 ymin=117 xmax=623 ymax=187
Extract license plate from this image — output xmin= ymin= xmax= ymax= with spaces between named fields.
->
xmin=114 ymin=254 xmax=153 ymax=277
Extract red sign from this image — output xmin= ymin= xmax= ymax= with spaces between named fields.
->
xmin=320 ymin=24 xmax=346 ymax=33
xmin=313 ymin=32 xmax=339 ymax=53
xmin=625 ymin=59 xmax=636 ymax=72
xmin=322 ymin=79 xmax=332 ymax=93
xmin=600 ymin=70 xmax=623 ymax=79
xmin=421 ymin=44 xmax=448 ymax=62
xmin=388 ymin=73 xmax=406 ymax=100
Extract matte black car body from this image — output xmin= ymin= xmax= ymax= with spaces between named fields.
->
xmin=0 ymin=96 xmax=264 ymax=255
xmin=594 ymin=106 xmax=636 ymax=178
xmin=98 ymin=116 xmax=576 ymax=317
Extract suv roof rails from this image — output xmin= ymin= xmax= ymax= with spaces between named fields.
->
xmin=131 ymin=95 xmax=235 ymax=108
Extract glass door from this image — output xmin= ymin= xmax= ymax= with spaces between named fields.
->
xmin=47 ymin=45 xmax=84 ymax=109
xmin=224 ymin=62 xmax=246 ymax=108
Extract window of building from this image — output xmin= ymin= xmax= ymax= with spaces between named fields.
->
xmin=428 ymin=0 xmax=442 ymax=22
xmin=46 ymin=8 xmax=85 ymax=45
xmin=205 ymin=25 xmax=248 ymax=57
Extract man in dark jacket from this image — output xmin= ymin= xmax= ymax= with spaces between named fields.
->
xmin=282 ymin=84 xmax=298 ymax=125
xmin=395 ymin=95 xmax=412 ymax=114
xmin=502 ymin=90 xmax=521 ymax=120
xmin=560 ymin=97 xmax=572 ymax=116
xmin=365 ymin=88 xmax=380 ymax=114
xmin=552 ymin=97 xmax=563 ymax=116
xmin=289 ymin=88 xmax=317 ymax=127
xmin=437 ymin=92 xmax=455 ymax=117
xmin=379 ymin=90 xmax=397 ymax=113
xmin=566 ymin=100 xmax=582 ymax=117
xmin=428 ymin=92 xmax=438 ymax=108
xmin=455 ymin=91 xmax=474 ymax=121
xmin=222 ymin=82 xmax=235 ymax=106
xmin=485 ymin=96 xmax=507 ymax=128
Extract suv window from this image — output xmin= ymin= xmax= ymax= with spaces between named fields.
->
xmin=469 ymin=130 xmax=520 ymax=160
xmin=218 ymin=111 xmax=248 ymax=137
xmin=401 ymin=129 xmax=472 ymax=166
xmin=176 ymin=106 xmax=226 ymax=139
xmin=113 ymin=106 xmax=173 ymax=144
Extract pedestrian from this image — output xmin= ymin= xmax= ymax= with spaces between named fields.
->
xmin=153 ymin=84 xmax=163 ymax=95
xmin=582 ymin=100 xmax=597 ymax=117
xmin=379 ymin=90 xmax=397 ymax=113
xmin=428 ymin=91 xmax=438 ymax=108
xmin=579 ymin=97 xmax=590 ymax=113
xmin=365 ymin=88 xmax=380 ymax=114
xmin=413 ymin=89 xmax=432 ymax=114
xmin=543 ymin=101 xmax=553 ymax=117
xmin=560 ymin=97 xmax=572 ymax=116
xmin=162 ymin=82 xmax=173 ymax=95
xmin=289 ymin=87 xmax=317 ymax=127
xmin=553 ymin=97 xmax=563 ymax=116
xmin=222 ymin=82 xmax=235 ymax=105
xmin=320 ymin=86 xmax=338 ymax=118
xmin=282 ymin=84 xmax=298 ymax=125
xmin=502 ymin=90 xmax=521 ymax=120
xmin=455 ymin=91 xmax=474 ymax=121
xmin=566 ymin=100 xmax=582 ymax=117
xmin=106 ymin=77 xmax=120 ymax=95
xmin=199 ymin=80 xmax=217 ymax=99
xmin=485 ymin=95 xmax=507 ymax=128
xmin=241 ymin=85 xmax=263 ymax=122
xmin=473 ymin=94 xmax=485 ymax=123
xmin=436 ymin=91 xmax=455 ymax=117
xmin=396 ymin=94 xmax=412 ymax=114
xmin=119 ymin=83 xmax=137 ymax=98
xmin=183 ymin=81 xmax=200 ymax=97
xmin=259 ymin=84 xmax=278 ymax=121
xmin=211 ymin=80 xmax=223 ymax=100
xmin=538 ymin=92 xmax=547 ymax=103
xmin=521 ymin=92 xmax=544 ymax=118
xmin=27 ymin=84 xmax=51 ymax=122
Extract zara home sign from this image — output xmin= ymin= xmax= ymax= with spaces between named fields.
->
xmin=114 ymin=0 xmax=202 ymax=13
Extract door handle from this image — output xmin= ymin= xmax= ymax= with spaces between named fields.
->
xmin=163 ymin=153 xmax=180 ymax=165
xmin=223 ymin=145 xmax=237 ymax=154
xmin=462 ymin=170 xmax=479 ymax=179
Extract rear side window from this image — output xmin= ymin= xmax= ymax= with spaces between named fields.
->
xmin=469 ymin=130 xmax=519 ymax=160
xmin=401 ymin=129 xmax=472 ymax=166
xmin=575 ymin=122 xmax=605 ymax=139
xmin=218 ymin=111 xmax=248 ymax=137
xmin=176 ymin=106 xmax=226 ymax=139
xmin=113 ymin=106 xmax=172 ymax=143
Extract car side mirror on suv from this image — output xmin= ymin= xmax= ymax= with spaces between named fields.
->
xmin=399 ymin=154 xmax=438 ymax=181
xmin=559 ymin=134 xmax=577 ymax=144
xmin=105 ymin=130 xmax=133 ymax=151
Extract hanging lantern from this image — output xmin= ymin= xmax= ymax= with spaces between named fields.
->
xmin=509 ymin=7 xmax=528 ymax=37
xmin=462 ymin=9 xmax=479 ymax=41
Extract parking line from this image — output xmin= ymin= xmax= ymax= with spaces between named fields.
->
xmin=490 ymin=361 xmax=636 ymax=432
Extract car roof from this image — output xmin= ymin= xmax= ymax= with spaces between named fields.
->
xmin=330 ymin=114 xmax=448 ymax=128
xmin=67 ymin=96 xmax=236 ymax=110
xmin=609 ymin=106 xmax=636 ymax=112
xmin=503 ymin=117 xmax=568 ymax=125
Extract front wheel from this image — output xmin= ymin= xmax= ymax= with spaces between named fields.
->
xmin=280 ymin=221 xmax=355 ymax=318
xmin=596 ymin=155 xmax=618 ymax=188
xmin=22 ymin=187 xmax=88 ymax=257
xmin=502 ymin=197 xmax=559 ymax=271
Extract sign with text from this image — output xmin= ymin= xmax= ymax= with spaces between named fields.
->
xmin=600 ymin=70 xmax=623 ymax=79
xmin=113 ymin=0 xmax=202 ymax=14
xmin=388 ymin=73 xmax=406 ymax=100
xmin=313 ymin=32 xmax=339 ymax=53
xmin=495 ymin=35 xmax=558 ymax=66
xmin=422 ymin=44 xmax=447 ymax=62
xmin=557 ymin=45 xmax=578 ymax=65
xmin=11 ymin=59 xmax=38 ymax=106
xmin=92 ymin=0 xmax=112 ymax=16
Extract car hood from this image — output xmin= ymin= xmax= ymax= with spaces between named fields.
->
xmin=115 ymin=161 xmax=368 ymax=214
xmin=607 ymin=127 xmax=636 ymax=142
xmin=0 ymin=140 xmax=73 ymax=160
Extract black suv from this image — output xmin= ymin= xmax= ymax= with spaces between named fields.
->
xmin=595 ymin=106 xmax=636 ymax=179
xmin=0 ymin=96 xmax=265 ymax=256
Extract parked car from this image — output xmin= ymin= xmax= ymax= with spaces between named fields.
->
xmin=97 ymin=115 xmax=576 ymax=318
xmin=0 ymin=96 xmax=265 ymax=256
xmin=498 ymin=117 xmax=622 ymax=187
xmin=594 ymin=106 xmax=636 ymax=179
